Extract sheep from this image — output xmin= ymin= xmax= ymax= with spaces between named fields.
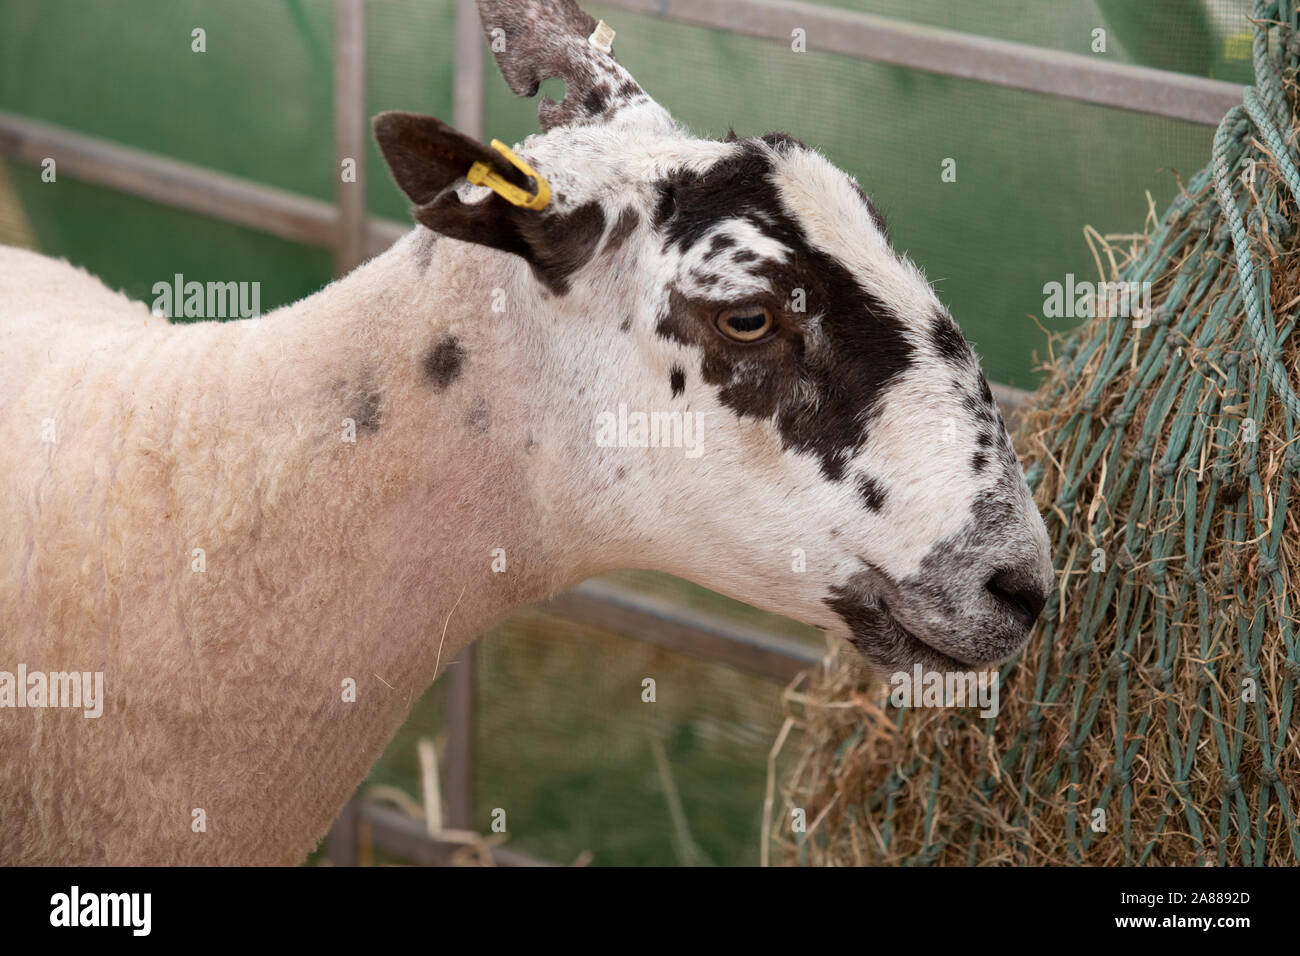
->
xmin=0 ymin=0 xmax=1051 ymax=864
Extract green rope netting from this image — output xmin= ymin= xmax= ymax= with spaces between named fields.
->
xmin=1019 ymin=0 xmax=1300 ymax=866
xmin=776 ymin=0 xmax=1300 ymax=866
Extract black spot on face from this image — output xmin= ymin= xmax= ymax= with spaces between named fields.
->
xmin=425 ymin=335 xmax=464 ymax=388
xmin=856 ymin=473 xmax=887 ymax=512
xmin=708 ymin=233 xmax=735 ymax=255
xmin=689 ymin=270 xmax=727 ymax=288
xmin=961 ymin=388 xmax=996 ymax=426
xmin=669 ymin=366 xmax=686 ymax=397
xmin=603 ymin=207 xmax=640 ymax=256
xmin=652 ymin=136 xmax=914 ymax=481
xmin=930 ymin=313 xmax=971 ymax=366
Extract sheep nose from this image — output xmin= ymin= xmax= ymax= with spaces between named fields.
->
xmin=985 ymin=567 xmax=1048 ymax=628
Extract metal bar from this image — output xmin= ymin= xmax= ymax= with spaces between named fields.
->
xmin=441 ymin=645 xmax=479 ymax=831
xmin=333 ymin=0 xmax=369 ymax=275
xmin=597 ymin=0 xmax=1243 ymax=126
xmin=323 ymin=795 xmax=361 ymax=866
xmin=0 ymin=109 xmax=410 ymax=253
xmin=454 ymin=0 xmax=486 ymax=139
xmin=438 ymin=0 xmax=489 ymax=837
xmin=367 ymin=218 xmax=408 ymax=256
xmin=360 ymin=801 xmax=555 ymax=866
xmin=0 ymin=109 xmax=340 ymax=246
xmin=543 ymin=579 xmax=824 ymax=683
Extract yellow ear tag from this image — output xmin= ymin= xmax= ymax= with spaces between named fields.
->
xmin=466 ymin=139 xmax=551 ymax=211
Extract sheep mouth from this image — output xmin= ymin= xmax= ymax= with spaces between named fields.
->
xmin=825 ymin=594 xmax=973 ymax=676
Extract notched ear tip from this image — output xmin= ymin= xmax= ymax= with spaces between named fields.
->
xmin=483 ymin=6 xmax=601 ymax=101
xmin=498 ymin=62 xmax=545 ymax=100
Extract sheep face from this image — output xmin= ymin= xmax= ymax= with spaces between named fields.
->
xmin=374 ymin=0 xmax=1053 ymax=675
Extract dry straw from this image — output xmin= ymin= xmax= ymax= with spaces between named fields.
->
xmin=770 ymin=3 xmax=1300 ymax=866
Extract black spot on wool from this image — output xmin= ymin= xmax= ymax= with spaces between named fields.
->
xmin=464 ymin=396 xmax=490 ymax=434
xmin=669 ymin=366 xmax=686 ymax=397
xmin=424 ymin=335 xmax=465 ymax=388
xmin=353 ymin=391 xmax=383 ymax=432
xmin=334 ymin=372 xmax=383 ymax=432
xmin=651 ymin=134 xmax=915 ymax=481
xmin=412 ymin=231 xmax=439 ymax=272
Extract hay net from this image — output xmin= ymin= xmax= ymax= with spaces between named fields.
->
xmin=772 ymin=0 xmax=1300 ymax=866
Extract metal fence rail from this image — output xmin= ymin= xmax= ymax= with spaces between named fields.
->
xmin=601 ymin=0 xmax=1244 ymax=126
xmin=0 ymin=0 xmax=1207 ymax=865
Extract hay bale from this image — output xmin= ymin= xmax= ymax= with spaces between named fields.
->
xmin=770 ymin=1 xmax=1300 ymax=866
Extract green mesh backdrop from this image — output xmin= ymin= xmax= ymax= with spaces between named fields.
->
xmin=0 ymin=0 xmax=1255 ymax=864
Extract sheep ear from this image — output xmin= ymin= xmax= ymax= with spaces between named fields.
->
xmin=373 ymin=111 xmax=533 ymax=207
xmin=372 ymin=110 xmax=605 ymax=294
xmin=373 ymin=110 xmax=535 ymax=257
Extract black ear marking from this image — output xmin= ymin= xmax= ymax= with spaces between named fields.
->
xmin=415 ymin=191 xmax=532 ymax=261
xmin=373 ymin=110 xmax=606 ymax=295
xmin=374 ymin=111 xmax=537 ymax=262
xmin=373 ymin=111 xmax=529 ymax=206
xmin=515 ymin=202 xmax=606 ymax=295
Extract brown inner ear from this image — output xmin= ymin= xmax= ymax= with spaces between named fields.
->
xmin=372 ymin=111 xmax=530 ymax=206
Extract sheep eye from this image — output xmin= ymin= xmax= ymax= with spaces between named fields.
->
xmin=715 ymin=306 xmax=774 ymax=342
